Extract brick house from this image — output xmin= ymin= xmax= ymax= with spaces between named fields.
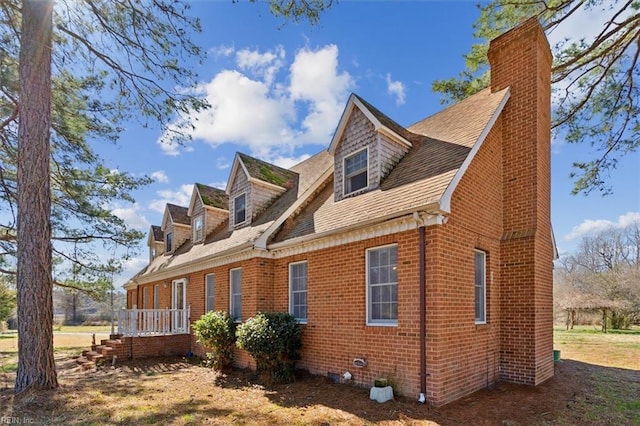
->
xmin=123 ymin=18 xmax=555 ymax=406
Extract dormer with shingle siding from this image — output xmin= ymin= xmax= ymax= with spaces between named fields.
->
xmin=161 ymin=203 xmax=190 ymax=254
xmin=147 ymin=225 xmax=164 ymax=261
xmin=188 ymin=183 xmax=229 ymax=244
xmin=226 ymin=153 xmax=298 ymax=230
xmin=329 ymin=93 xmax=413 ymax=202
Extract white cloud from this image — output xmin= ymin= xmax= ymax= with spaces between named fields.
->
xmin=289 ymin=45 xmax=355 ymax=144
xmin=565 ymin=212 xmax=640 ymax=241
xmin=385 ymin=73 xmax=406 ymax=105
xmin=150 ymin=170 xmax=169 ymax=183
xmin=210 ymin=44 xmax=235 ymax=57
xmin=111 ymin=204 xmax=150 ymax=231
xmin=149 ymin=184 xmax=194 ymax=213
xmin=236 ymin=45 xmax=285 ymax=86
xmin=159 ymin=44 xmax=354 ymax=160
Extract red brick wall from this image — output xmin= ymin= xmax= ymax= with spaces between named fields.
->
xmin=273 ymin=232 xmax=423 ymax=398
xmin=111 ymin=335 xmax=191 ymax=361
xmin=488 ymin=18 xmax=554 ymax=385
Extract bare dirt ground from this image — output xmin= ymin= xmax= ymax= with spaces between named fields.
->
xmin=1 ymin=328 xmax=638 ymax=425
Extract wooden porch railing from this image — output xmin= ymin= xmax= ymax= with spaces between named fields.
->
xmin=117 ymin=307 xmax=190 ymax=337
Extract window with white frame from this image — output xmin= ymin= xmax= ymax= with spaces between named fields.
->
xmin=142 ymin=287 xmax=150 ymax=309
xmin=344 ymin=148 xmax=368 ymax=195
xmin=475 ymin=250 xmax=486 ymax=324
xmin=166 ymin=232 xmax=173 ymax=252
xmin=367 ymin=244 xmax=398 ymax=325
xmin=289 ymin=261 xmax=308 ymax=323
xmin=234 ymin=194 xmax=246 ymax=225
xmin=206 ymin=274 xmax=215 ymax=313
xmin=230 ymin=268 xmax=242 ymax=321
xmin=153 ymin=285 xmax=159 ymax=309
xmin=193 ymin=215 xmax=204 ymax=242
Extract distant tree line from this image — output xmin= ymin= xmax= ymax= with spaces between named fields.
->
xmin=555 ymin=219 xmax=640 ymax=331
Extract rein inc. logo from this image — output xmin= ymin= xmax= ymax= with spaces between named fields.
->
xmin=0 ymin=417 xmax=35 ymax=424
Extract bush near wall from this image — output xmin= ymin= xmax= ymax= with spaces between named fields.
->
xmin=193 ymin=311 xmax=237 ymax=370
xmin=236 ymin=312 xmax=302 ymax=384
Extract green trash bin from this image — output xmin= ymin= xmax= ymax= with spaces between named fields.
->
xmin=553 ymin=349 xmax=561 ymax=362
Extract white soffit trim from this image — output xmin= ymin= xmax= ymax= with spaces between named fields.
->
xmin=269 ymin=211 xmax=442 ymax=258
xmin=440 ymin=88 xmax=511 ymax=213
xmin=249 ymin=177 xmax=288 ymax=192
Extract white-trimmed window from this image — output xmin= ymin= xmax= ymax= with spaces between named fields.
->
xmin=475 ymin=250 xmax=486 ymax=324
xmin=206 ymin=274 xmax=215 ymax=313
xmin=289 ymin=261 xmax=308 ymax=323
xmin=344 ymin=148 xmax=368 ymax=195
xmin=193 ymin=215 xmax=204 ymax=242
xmin=367 ymin=244 xmax=398 ymax=325
xmin=142 ymin=287 xmax=150 ymax=309
xmin=234 ymin=194 xmax=246 ymax=225
xmin=230 ymin=268 xmax=242 ymax=321
xmin=166 ymin=232 xmax=173 ymax=253
xmin=153 ymin=284 xmax=159 ymax=309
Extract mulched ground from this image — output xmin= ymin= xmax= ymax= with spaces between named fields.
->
xmin=1 ymin=354 xmax=638 ymax=425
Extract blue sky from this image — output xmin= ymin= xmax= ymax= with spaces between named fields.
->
xmin=99 ymin=1 xmax=639 ymax=286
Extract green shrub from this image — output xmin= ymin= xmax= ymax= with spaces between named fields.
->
xmin=236 ymin=312 xmax=302 ymax=384
xmin=192 ymin=311 xmax=236 ymax=370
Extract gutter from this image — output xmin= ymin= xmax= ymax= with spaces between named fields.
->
xmin=268 ymin=202 xmax=444 ymax=251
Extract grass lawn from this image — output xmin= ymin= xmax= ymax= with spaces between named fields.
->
xmin=0 ymin=325 xmax=638 ymax=425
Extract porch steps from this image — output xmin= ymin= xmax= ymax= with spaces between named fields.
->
xmin=75 ymin=333 xmax=125 ymax=370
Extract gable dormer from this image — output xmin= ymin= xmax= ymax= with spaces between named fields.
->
xmin=187 ymin=183 xmax=229 ymax=244
xmin=225 ymin=153 xmax=297 ymax=229
xmin=161 ymin=203 xmax=190 ymax=254
xmin=328 ymin=93 xmax=413 ymax=201
xmin=147 ymin=225 xmax=164 ymax=261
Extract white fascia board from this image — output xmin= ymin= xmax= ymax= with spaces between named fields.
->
xmin=254 ymin=165 xmax=334 ymax=250
xmin=225 ymin=153 xmax=251 ymax=195
xmin=439 ymin=88 xmax=511 ymax=213
xmin=186 ymin=186 xmax=200 ymax=217
xmin=249 ymin=177 xmax=288 ymax=192
xmin=267 ymin=202 xmax=443 ymax=252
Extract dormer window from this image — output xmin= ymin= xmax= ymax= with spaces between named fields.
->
xmin=344 ymin=148 xmax=368 ymax=195
xmin=234 ymin=193 xmax=246 ymax=225
xmin=193 ymin=215 xmax=204 ymax=242
xmin=166 ymin=232 xmax=173 ymax=252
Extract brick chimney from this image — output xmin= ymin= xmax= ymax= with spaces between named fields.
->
xmin=488 ymin=18 xmax=554 ymax=385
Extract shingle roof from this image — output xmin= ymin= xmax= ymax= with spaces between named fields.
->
xmin=133 ymin=151 xmax=332 ymax=283
xmin=353 ymin=94 xmax=421 ymax=144
xmin=195 ymin=183 xmax=228 ymax=210
xmin=166 ymin=203 xmax=190 ymax=226
xmin=151 ymin=225 xmax=163 ymax=242
xmin=272 ymin=88 xmax=510 ymax=243
xmin=238 ymin=153 xmax=298 ymax=189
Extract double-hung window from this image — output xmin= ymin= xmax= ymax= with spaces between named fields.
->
xmin=153 ymin=285 xmax=159 ymax=309
xmin=193 ymin=215 xmax=204 ymax=242
xmin=234 ymin=194 xmax=246 ymax=225
xmin=344 ymin=149 xmax=368 ymax=195
xmin=367 ymin=244 xmax=398 ymax=325
xmin=289 ymin=261 xmax=308 ymax=323
xmin=205 ymin=274 xmax=215 ymax=313
xmin=142 ymin=287 xmax=150 ymax=309
xmin=230 ymin=268 xmax=242 ymax=321
xmin=166 ymin=232 xmax=173 ymax=253
xmin=475 ymin=250 xmax=486 ymax=324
